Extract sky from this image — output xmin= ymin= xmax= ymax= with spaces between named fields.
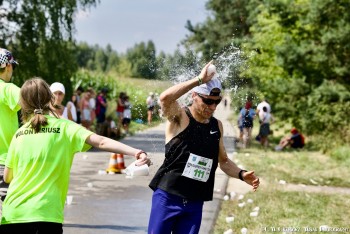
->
xmin=74 ymin=0 xmax=209 ymax=54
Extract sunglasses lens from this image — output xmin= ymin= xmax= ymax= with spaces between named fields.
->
xmin=204 ymin=99 xmax=214 ymax=105
xmin=198 ymin=94 xmax=221 ymax=105
xmin=12 ymin=63 xmax=16 ymax=70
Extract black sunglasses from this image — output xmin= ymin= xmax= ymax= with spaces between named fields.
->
xmin=11 ymin=63 xmax=17 ymax=70
xmin=197 ymin=93 xmax=222 ymax=105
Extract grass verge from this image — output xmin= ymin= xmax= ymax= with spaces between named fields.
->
xmin=214 ymin=186 xmax=350 ymax=233
xmin=214 ymin=119 xmax=350 ymax=233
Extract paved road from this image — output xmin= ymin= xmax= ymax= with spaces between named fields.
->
xmin=63 ymin=99 xmax=241 ymax=234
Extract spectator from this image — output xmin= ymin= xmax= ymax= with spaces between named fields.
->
xmin=87 ymin=87 xmax=96 ymax=126
xmin=95 ymin=88 xmax=108 ymax=136
xmin=116 ymin=92 xmax=125 ymax=129
xmin=275 ymin=128 xmax=305 ymax=151
xmin=0 ymin=78 xmax=151 ymax=234
xmin=50 ymin=82 xmax=76 ymax=121
xmin=80 ymin=90 xmax=92 ymax=130
xmin=146 ymin=92 xmax=155 ymax=125
xmin=0 ymin=48 xmax=20 ymax=215
xmin=238 ymin=101 xmax=256 ymax=148
xmin=256 ymin=98 xmax=271 ymax=118
xmin=72 ymin=86 xmax=84 ymax=124
xmin=122 ymin=95 xmax=132 ymax=136
xmin=258 ymin=106 xmax=274 ymax=148
xmin=106 ymin=116 xmax=120 ymax=139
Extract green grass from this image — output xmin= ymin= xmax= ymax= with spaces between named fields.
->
xmin=230 ymin=114 xmax=350 ymax=187
xmin=214 ymin=187 xmax=350 ymax=234
xmin=214 ymin=113 xmax=350 ymax=233
xmin=236 ymin=148 xmax=350 ymax=188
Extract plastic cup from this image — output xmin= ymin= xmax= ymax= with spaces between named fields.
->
xmin=225 ymin=216 xmax=234 ymax=223
xmin=132 ymin=164 xmax=149 ymax=176
xmin=66 ymin=195 xmax=73 ymax=205
xmin=124 ymin=161 xmax=149 ymax=176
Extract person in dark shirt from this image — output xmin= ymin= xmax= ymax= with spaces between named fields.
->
xmin=275 ymin=127 xmax=305 ymax=151
xmin=148 ymin=62 xmax=260 ymax=234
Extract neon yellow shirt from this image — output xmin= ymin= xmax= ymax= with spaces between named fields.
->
xmin=1 ymin=116 xmax=93 ymax=224
xmin=0 ymin=79 xmax=20 ymax=165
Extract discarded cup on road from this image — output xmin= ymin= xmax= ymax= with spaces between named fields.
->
xmin=223 ymin=195 xmax=229 ymax=201
xmin=98 ymin=170 xmax=107 ymax=175
xmin=66 ymin=195 xmax=73 ymax=205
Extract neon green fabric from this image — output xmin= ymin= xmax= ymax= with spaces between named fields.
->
xmin=0 ymin=79 xmax=20 ymax=165
xmin=1 ymin=116 xmax=93 ymax=224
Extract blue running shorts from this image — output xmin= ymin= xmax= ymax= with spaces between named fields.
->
xmin=148 ymin=189 xmax=204 ymax=234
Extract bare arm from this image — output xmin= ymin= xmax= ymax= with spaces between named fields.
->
xmin=217 ymin=121 xmax=260 ymax=191
xmin=160 ymin=61 xmax=214 ymax=122
xmin=86 ymin=133 xmax=151 ymax=166
xmin=67 ymin=102 xmax=73 ymax=121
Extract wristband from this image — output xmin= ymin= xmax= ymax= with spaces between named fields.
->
xmin=197 ymin=76 xmax=203 ymax=85
xmin=239 ymin=170 xmax=247 ymax=181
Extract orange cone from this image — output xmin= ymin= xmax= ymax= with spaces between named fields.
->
xmin=106 ymin=153 xmax=121 ymax=174
xmin=116 ymin=153 xmax=126 ymax=169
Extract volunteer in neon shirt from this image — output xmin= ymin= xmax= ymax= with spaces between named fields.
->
xmin=0 ymin=48 xmax=20 ymax=211
xmin=0 ymin=78 xmax=151 ymax=234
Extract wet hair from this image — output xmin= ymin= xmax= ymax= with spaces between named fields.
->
xmin=20 ymin=77 xmax=58 ymax=133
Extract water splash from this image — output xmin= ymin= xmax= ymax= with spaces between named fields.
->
xmin=166 ymin=44 xmax=245 ymax=105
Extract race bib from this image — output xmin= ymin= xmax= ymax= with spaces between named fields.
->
xmin=182 ymin=153 xmax=213 ymax=182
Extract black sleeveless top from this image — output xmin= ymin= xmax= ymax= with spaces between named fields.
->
xmin=149 ymin=107 xmax=221 ymax=201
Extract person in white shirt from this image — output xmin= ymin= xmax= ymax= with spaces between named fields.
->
xmin=258 ymin=106 xmax=274 ymax=147
xmin=146 ymin=92 xmax=155 ymax=125
xmin=122 ymin=96 xmax=132 ymax=136
xmin=256 ymin=99 xmax=271 ymax=122
xmin=50 ymin=82 xmax=76 ymax=121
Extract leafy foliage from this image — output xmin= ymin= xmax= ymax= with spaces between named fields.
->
xmin=184 ymin=0 xmax=350 ymax=149
xmin=1 ymin=0 xmax=99 ymax=96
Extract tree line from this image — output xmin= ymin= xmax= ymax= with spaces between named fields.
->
xmin=1 ymin=0 xmax=349 ymax=149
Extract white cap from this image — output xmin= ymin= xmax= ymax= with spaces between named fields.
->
xmin=50 ymin=82 xmax=65 ymax=94
xmin=192 ymin=78 xmax=222 ymax=96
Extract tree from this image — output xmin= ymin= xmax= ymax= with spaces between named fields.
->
xmin=1 ymin=0 xmax=99 ymax=99
xmin=126 ymin=40 xmax=157 ymax=79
